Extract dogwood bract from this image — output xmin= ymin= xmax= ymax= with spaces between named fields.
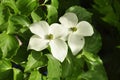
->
xmin=28 ymin=21 xmax=68 ymax=62
xmin=59 ymin=12 xmax=94 ymax=55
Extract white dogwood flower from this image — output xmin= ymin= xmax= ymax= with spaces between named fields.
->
xmin=28 ymin=21 xmax=68 ymax=62
xmin=59 ymin=12 xmax=94 ymax=55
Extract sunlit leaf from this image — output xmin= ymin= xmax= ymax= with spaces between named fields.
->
xmin=0 ymin=59 xmax=12 ymax=72
xmin=13 ymin=68 xmax=24 ymax=80
xmin=51 ymin=0 xmax=59 ymax=9
xmin=0 ymin=4 xmax=5 ymax=25
xmin=7 ymin=21 xmax=20 ymax=34
xmin=31 ymin=11 xmax=42 ymax=22
xmin=0 ymin=59 xmax=12 ymax=80
xmin=46 ymin=54 xmax=61 ymax=79
xmin=29 ymin=70 xmax=42 ymax=80
xmin=46 ymin=5 xmax=58 ymax=24
xmin=0 ymin=32 xmax=19 ymax=58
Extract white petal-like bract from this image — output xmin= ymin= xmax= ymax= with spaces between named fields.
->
xmin=68 ymin=34 xmax=85 ymax=55
xmin=50 ymin=39 xmax=68 ymax=62
xmin=28 ymin=35 xmax=49 ymax=51
xmin=76 ymin=21 xmax=94 ymax=36
xmin=29 ymin=21 xmax=49 ymax=38
xmin=59 ymin=12 xmax=78 ymax=28
xmin=49 ymin=23 xmax=67 ymax=39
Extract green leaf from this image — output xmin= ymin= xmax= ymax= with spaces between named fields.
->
xmin=79 ymin=70 xmax=108 ymax=80
xmin=113 ymin=0 xmax=120 ymax=18
xmin=46 ymin=5 xmax=58 ymax=24
xmin=0 ymin=49 xmax=2 ymax=59
xmin=102 ymin=11 xmax=120 ymax=31
xmin=10 ymin=15 xmax=30 ymax=27
xmin=7 ymin=15 xmax=30 ymax=34
xmin=51 ymin=0 xmax=59 ymax=9
xmin=0 ymin=7 xmax=11 ymax=32
xmin=7 ymin=20 xmax=20 ymax=34
xmin=84 ymin=30 xmax=102 ymax=54
xmin=1 ymin=0 xmax=19 ymax=14
xmin=25 ymin=51 xmax=47 ymax=72
xmin=0 ymin=32 xmax=19 ymax=58
xmin=0 ymin=59 xmax=12 ymax=80
xmin=66 ymin=6 xmax=92 ymax=21
xmin=94 ymin=0 xmax=110 ymax=7
xmin=0 ymin=59 xmax=12 ymax=72
xmin=29 ymin=70 xmax=42 ymax=80
xmin=12 ymin=45 xmax=29 ymax=63
xmin=62 ymin=53 xmax=74 ymax=78
xmin=13 ymin=68 xmax=23 ymax=80
xmin=0 ymin=23 xmax=8 ymax=32
xmin=16 ymin=0 xmax=38 ymax=15
xmin=46 ymin=54 xmax=61 ymax=79
xmin=93 ymin=0 xmax=120 ymax=31
xmin=31 ymin=11 xmax=42 ymax=22
xmin=0 ymin=4 xmax=5 ymax=25
xmin=62 ymin=53 xmax=84 ymax=80
xmin=30 ymin=6 xmax=46 ymax=22
xmin=78 ymin=51 xmax=108 ymax=80
xmin=117 ymin=46 xmax=120 ymax=48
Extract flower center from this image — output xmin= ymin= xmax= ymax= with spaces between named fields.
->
xmin=46 ymin=34 xmax=54 ymax=40
xmin=70 ymin=27 xmax=77 ymax=32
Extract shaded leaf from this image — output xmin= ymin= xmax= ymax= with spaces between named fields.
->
xmin=0 ymin=32 xmax=19 ymax=58
xmin=12 ymin=45 xmax=29 ymax=64
xmin=46 ymin=54 xmax=61 ymax=79
xmin=1 ymin=0 xmax=19 ymax=14
xmin=0 ymin=7 xmax=11 ymax=32
xmin=62 ymin=53 xmax=84 ymax=80
xmin=84 ymin=30 xmax=102 ymax=54
xmin=7 ymin=15 xmax=30 ymax=34
xmin=93 ymin=0 xmax=120 ymax=31
xmin=61 ymin=52 xmax=73 ymax=78
xmin=16 ymin=0 xmax=38 ymax=15
xmin=10 ymin=15 xmax=30 ymax=27
xmin=78 ymin=51 xmax=108 ymax=80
